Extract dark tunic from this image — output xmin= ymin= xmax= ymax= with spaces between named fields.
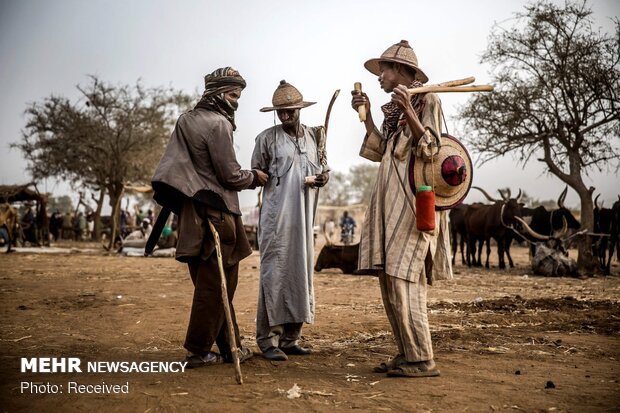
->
xmin=151 ymin=108 xmax=255 ymax=264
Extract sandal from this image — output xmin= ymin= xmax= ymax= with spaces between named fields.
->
xmin=223 ymin=346 xmax=254 ymax=364
xmin=238 ymin=346 xmax=254 ymax=363
xmin=387 ymin=363 xmax=440 ymax=378
xmin=184 ymin=351 xmax=223 ymax=369
xmin=373 ymin=354 xmax=405 ymax=373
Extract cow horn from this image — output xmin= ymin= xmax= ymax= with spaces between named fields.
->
xmin=473 ymin=186 xmax=498 ymax=203
xmin=515 ymin=216 xmax=550 ymax=241
xmin=500 ymin=203 xmax=509 ymax=227
xmin=558 ymin=186 xmax=568 ymax=208
xmin=553 ymin=217 xmax=568 ymax=239
xmin=516 ymin=189 xmax=523 ymax=202
xmin=594 ymin=194 xmax=600 ymax=210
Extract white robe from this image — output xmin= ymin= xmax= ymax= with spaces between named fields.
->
xmin=251 ymin=124 xmax=325 ymax=325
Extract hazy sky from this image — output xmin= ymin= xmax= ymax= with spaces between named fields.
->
xmin=0 ymin=0 xmax=618 ymax=210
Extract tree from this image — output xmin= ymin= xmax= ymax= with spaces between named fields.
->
xmin=318 ymin=164 xmax=379 ymax=206
xmin=47 ymin=195 xmax=73 ymax=214
xmin=348 ymin=164 xmax=379 ymax=204
xmin=319 ymin=171 xmax=351 ymax=206
xmin=460 ymin=0 xmax=620 ymax=272
xmin=15 ymin=76 xmax=191 ymax=242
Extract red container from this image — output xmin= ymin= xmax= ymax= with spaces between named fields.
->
xmin=416 ymin=186 xmax=436 ymax=231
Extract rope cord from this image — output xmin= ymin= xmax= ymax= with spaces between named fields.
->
xmin=273 ymin=112 xmax=280 ymax=186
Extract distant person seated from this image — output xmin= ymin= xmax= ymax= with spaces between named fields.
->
xmin=117 ymin=218 xmax=152 ymax=254
xmin=157 ymin=226 xmax=178 ymax=249
xmin=125 ymin=218 xmax=153 ymax=241
xmin=120 ymin=221 xmax=176 ymax=257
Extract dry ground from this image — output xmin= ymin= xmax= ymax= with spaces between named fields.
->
xmin=0 ymin=242 xmax=619 ymax=413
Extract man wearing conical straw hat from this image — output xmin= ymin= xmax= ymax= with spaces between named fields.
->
xmin=351 ymin=40 xmax=458 ymax=377
xmin=251 ymin=80 xmax=330 ymax=361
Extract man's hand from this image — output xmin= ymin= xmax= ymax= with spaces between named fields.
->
xmin=351 ymin=90 xmax=370 ymax=115
xmin=392 ymin=84 xmax=425 ymax=140
xmin=391 ymin=85 xmax=414 ymax=113
xmin=253 ymin=169 xmax=269 ymax=186
xmin=313 ymin=172 xmax=329 ymax=188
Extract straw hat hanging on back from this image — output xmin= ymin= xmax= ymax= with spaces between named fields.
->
xmin=260 ymin=80 xmax=316 ymax=112
xmin=364 ymin=40 xmax=429 ymax=84
xmin=410 ymin=134 xmax=473 ymax=210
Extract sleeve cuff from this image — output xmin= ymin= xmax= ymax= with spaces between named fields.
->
xmin=415 ymin=127 xmax=441 ymax=161
xmin=359 ymin=127 xmax=385 ymax=162
xmin=249 ymin=170 xmax=259 ymax=189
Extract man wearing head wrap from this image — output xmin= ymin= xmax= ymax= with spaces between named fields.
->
xmin=351 ymin=41 xmax=453 ymax=378
xmin=251 ymin=80 xmax=330 ymax=361
xmin=152 ymin=67 xmax=268 ymax=368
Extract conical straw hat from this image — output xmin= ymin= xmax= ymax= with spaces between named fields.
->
xmin=364 ymin=40 xmax=429 ymax=84
xmin=260 ymin=80 xmax=316 ymax=112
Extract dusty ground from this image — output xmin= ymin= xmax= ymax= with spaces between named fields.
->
xmin=0 ymin=242 xmax=619 ymax=413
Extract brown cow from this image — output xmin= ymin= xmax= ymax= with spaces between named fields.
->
xmin=314 ymin=243 xmax=360 ymax=274
xmin=449 ymin=203 xmax=468 ymax=265
xmin=465 ymin=187 xmax=523 ymax=269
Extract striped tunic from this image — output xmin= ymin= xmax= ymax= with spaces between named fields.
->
xmin=358 ymin=93 xmax=453 ymax=283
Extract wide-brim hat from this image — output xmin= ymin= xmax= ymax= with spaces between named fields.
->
xmin=411 ymin=134 xmax=473 ymax=210
xmin=364 ymin=40 xmax=429 ymax=84
xmin=260 ymin=79 xmax=316 ymax=112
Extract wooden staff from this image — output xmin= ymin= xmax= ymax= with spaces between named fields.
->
xmin=408 ymin=77 xmax=493 ymax=95
xmin=354 ymin=82 xmax=366 ymax=121
xmin=314 ymin=88 xmax=340 ymax=224
xmin=324 ymin=89 xmax=340 ymax=135
xmin=207 ymin=219 xmax=243 ymax=385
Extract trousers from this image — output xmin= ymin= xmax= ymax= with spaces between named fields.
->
xmin=183 ymin=256 xmax=240 ymax=358
xmin=379 ymin=256 xmax=434 ymax=362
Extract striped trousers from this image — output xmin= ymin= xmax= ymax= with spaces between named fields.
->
xmin=379 ymin=257 xmax=434 ymax=362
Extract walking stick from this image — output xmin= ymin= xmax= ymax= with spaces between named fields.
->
xmin=207 ymin=219 xmax=243 ymax=385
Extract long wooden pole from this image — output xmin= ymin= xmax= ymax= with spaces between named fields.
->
xmin=434 ymin=76 xmax=475 ymax=87
xmin=207 ymin=219 xmax=243 ymax=385
xmin=408 ymin=84 xmax=494 ymax=94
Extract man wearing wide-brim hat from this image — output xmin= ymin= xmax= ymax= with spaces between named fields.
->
xmin=351 ymin=40 xmax=458 ymax=378
xmin=251 ymin=80 xmax=329 ymax=361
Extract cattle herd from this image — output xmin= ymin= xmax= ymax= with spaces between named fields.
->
xmin=314 ymin=187 xmax=620 ymax=277
xmin=450 ymin=187 xmax=620 ymax=276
